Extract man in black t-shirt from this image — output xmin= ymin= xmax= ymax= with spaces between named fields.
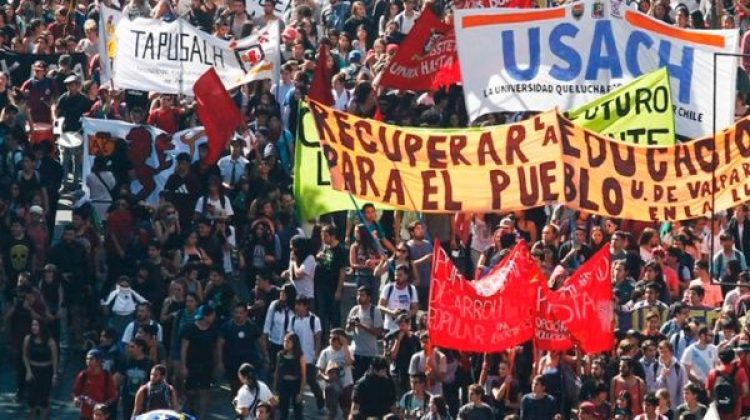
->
xmin=315 ymin=224 xmax=348 ymax=334
xmin=351 ymin=356 xmax=397 ymax=418
xmin=217 ymin=303 xmax=268 ymax=394
xmin=163 ymin=153 xmax=201 ymax=230
xmin=247 ymin=272 xmax=279 ymax=326
xmin=115 ymin=338 xmax=152 ymax=418
xmin=55 ymin=75 xmax=91 ymax=132
xmin=180 ymin=305 xmax=219 ymax=419
xmin=203 ymin=268 xmax=237 ymax=322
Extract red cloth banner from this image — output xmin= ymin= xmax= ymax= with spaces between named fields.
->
xmin=380 ymin=8 xmax=459 ymax=91
xmin=194 ymin=67 xmax=243 ymax=166
xmin=547 ymin=246 xmax=614 ymax=353
xmin=428 ymin=241 xmax=542 ymax=352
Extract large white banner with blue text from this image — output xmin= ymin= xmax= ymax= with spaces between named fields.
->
xmin=454 ymin=0 xmax=739 ymax=138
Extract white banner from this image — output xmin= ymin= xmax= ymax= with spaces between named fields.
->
xmin=111 ymin=17 xmax=279 ymax=95
xmin=454 ymin=0 xmax=739 ymax=138
xmin=81 ymin=119 xmax=207 ymax=205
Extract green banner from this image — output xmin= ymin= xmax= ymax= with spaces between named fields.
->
xmin=294 ymin=104 xmax=392 ymax=221
xmin=568 ymin=68 xmax=675 ymax=146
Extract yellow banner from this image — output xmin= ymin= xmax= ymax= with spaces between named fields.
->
xmin=568 ymin=68 xmax=675 ymax=146
xmin=308 ymin=99 xmax=750 ymax=221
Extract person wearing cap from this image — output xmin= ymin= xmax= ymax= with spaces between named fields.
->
xmin=180 ymin=304 xmax=219 ymax=419
xmin=55 ymin=73 xmax=91 ymax=134
xmin=217 ymin=136 xmax=249 ymax=191
xmin=706 ymin=347 xmax=750 ymax=418
xmin=317 ymin=328 xmax=354 ymax=419
xmin=578 ymin=400 xmax=604 ymax=420
xmin=73 ymin=349 xmax=118 ymax=420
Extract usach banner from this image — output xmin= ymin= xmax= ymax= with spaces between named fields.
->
xmin=308 ymin=98 xmax=750 ymax=221
xmin=454 ymin=0 xmax=738 ymax=139
xmin=294 ymin=103 xmax=392 ymax=221
xmin=568 ymin=68 xmax=675 ymax=145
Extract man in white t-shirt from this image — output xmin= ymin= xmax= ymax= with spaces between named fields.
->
xmin=234 ymin=363 xmax=274 ymax=420
xmin=317 ymin=328 xmax=355 ymax=419
xmin=394 ymin=0 xmax=420 ymax=35
xmin=287 ymin=296 xmax=325 ymax=410
xmin=379 ymin=264 xmax=419 ymax=333
xmin=680 ymin=326 xmax=717 ymax=387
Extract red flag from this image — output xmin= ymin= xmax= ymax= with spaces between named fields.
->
xmin=428 ymin=241 xmax=542 ymax=352
xmin=308 ymin=43 xmax=334 ymax=105
xmin=545 ymin=246 xmax=614 ymax=353
xmin=380 ymin=8 xmax=459 ymax=91
xmin=193 ymin=67 xmax=242 ymax=166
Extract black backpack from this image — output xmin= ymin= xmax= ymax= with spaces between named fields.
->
xmin=714 ymin=365 xmax=738 ymax=413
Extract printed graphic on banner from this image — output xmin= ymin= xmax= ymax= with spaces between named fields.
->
xmin=380 ymin=8 xmax=459 ymax=91
xmin=98 ymin=6 xmax=123 ymax=85
xmin=454 ymin=0 xmax=535 ymax=8
xmin=112 ymin=17 xmax=279 ymax=95
xmin=568 ymin=68 xmax=675 ymax=145
xmin=294 ymin=103 xmax=391 ymax=221
xmin=428 ymin=241 xmax=541 ymax=352
xmin=309 ymin=99 xmax=750 ymax=221
xmin=82 ymin=119 xmax=206 ymax=204
xmin=0 ymin=52 xmax=88 ymax=87
xmin=454 ymin=0 xmax=739 ymax=138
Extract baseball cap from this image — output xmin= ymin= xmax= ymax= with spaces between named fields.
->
xmin=348 ymin=50 xmax=362 ymax=63
xmin=282 ymin=26 xmax=298 ymax=40
xmin=29 ymin=205 xmax=44 ymax=215
xmin=86 ymin=349 xmax=103 ymax=361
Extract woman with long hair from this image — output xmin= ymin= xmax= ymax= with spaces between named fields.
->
xmin=286 ymin=235 xmax=316 ymax=299
xmin=22 ymin=319 xmax=58 ymax=419
xmin=423 ymin=394 xmax=452 ymax=420
xmin=383 ymin=240 xmax=416 ymax=284
xmin=178 ymin=231 xmax=213 ymax=280
xmin=264 ymin=284 xmax=297 ymax=375
xmin=244 ymin=220 xmax=277 ymax=290
xmin=350 ymin=224 xmax=383 ymax=294
xmin=274 ymin=332 xmax=306 ymax=420
xmin=234 ymin=363 xmax=274 ymax=419
xmin=160 ymin=279 xmax=187 ymax=350
xmin=641 ymin=260 xmax=671 ymax=304
xmin=37 ymin=265 xmax=63 ymax=345
xmin=379 ymin=0 xmax=402 ymax=35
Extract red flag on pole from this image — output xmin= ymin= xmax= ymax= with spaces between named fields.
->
xmin=545 ymin=246 xmax=614 ymax=353
xmin=308 ymin=43 xmax=334 ymax=105
xmin=193 ymin=67 xmax=242 ymax=166
xmin=380 ymin=8 xmax=460 ymax=91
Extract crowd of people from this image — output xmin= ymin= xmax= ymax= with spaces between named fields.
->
xmin=0 ymin=0 xmax=749 ymax=419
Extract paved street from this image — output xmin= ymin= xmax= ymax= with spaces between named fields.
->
xmin=0 ymin=196 xmax=357 ymax=419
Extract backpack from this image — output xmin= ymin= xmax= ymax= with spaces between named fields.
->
xmin=385 ymin=283 xmax=415 ymax=303
xmin=144 ymin=382 xmax=173 ymax=412
xmin=269 ymin=302 xmax=290 ymax=337
xmin=291 ymin=314 xmax=317 ymax=334
xmin=714 ymin=365 xmax=738 ymax=413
